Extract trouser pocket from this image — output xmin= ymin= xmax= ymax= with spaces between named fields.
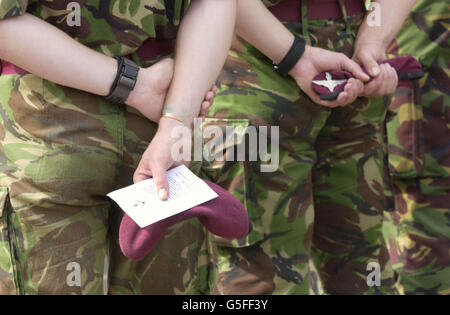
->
xmin=387 ymin=81 xmax=425 ymax=178
xmin=198 ymin=118 xmax=267 ymax=247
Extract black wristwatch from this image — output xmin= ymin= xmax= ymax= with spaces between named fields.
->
xmin=105 ymin=56 xmax=140 ymax=104
xmin=273 ymin=36 xmax=306 ymax=76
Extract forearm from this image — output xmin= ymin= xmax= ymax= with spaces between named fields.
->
xmin=162 ymin=0 xmax=236 ymax=124
xmin=235 ymin=0 xmax=294 ymax=65
xmin=0 ymin=13 xmax=116 ymax=96
xmin=356 ymin=0 xmax=417 ymax=50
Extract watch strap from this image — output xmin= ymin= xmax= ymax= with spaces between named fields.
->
xmin=106 ymin=56 xmax=140 ymax=104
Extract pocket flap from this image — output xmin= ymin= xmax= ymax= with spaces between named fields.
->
xmin=198 ymin=118 xmax=265 ymax=248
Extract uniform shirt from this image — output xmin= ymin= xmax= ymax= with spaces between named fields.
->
xmin=0 ymin=0 xmax=190 ymax=57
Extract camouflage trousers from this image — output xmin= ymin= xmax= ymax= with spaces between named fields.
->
xmin=383 ymin=177 xmax=450 ymax=295
xmin=201 ymin=14 xmax=396 ymax=295
xmin=382 ymin=0 xmax=450 ymax=295
xmin=383 ymin=82 xmax=450 ymax=294
xmin=0 ymin=73 xmax=215 ymax=294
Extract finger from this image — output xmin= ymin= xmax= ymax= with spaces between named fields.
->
xmin=335 ymin=79 xmax=358 ymax=106
xmin=363 ymin=69 xmax=385 ymax=96
xmin=350 ymin=78 xmax=364 ymax=97
xmin=354 ymin=79 xmax=364 ymax=97
xmin=321 ymin=93 xmax=347 ymax=107
xmin=340 ymin=79 xmax=362 ymax=105
xmin=389 ymin=65 xmax=398 ymax=94
xmin=205 ymin=91 xmax=215 ymax=102
xmin=336 ymin=90 xmax=350 ymax=106
xmin=341 ymin=56 xmax=370 ymax=82
xmin=379 ymin=64 xmax=395 ymax=95
xmin=337 ymin=86 xmax=359 ymax=106
xmin=152 ymin=164 xmax=170 ymax=201
xmin=379 ymin=65 xmax=391 ymax=95
xmin=308 ymin=88 xmax=341 ymax=107
xmin=357 ymin=50 xmax=380 ymax=77
xmin=197 ymin=115 xmax=205 ymax=124
xmin=199 ymin=101 xmax=211 ymax=116
xmin=305 ymin=85 xmax=343 ymax=108
xmin=335 ymin=80 xmax=353 ymax=105
xmin=133 ymin=163 xmax=153 ymax=184
xmin=211 ymin=85 xmax=218 ymax=93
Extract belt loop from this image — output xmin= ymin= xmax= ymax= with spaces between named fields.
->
xmin=301 ymin=0 xmax=310 ymax=44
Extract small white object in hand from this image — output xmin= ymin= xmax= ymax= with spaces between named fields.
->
xmin=312 ymin=72 xmax=347 ymax=92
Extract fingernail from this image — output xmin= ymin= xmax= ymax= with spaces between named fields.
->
xmin=158 ymin=189 xmax=167 ymax=200
xmin=371 ymin=67 xmax=380 ymax=76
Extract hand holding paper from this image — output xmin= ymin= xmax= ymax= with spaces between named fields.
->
xmin=108 ymin=165 xmax=249 ymax=261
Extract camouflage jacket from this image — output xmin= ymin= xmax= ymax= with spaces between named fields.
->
xmin=0 ymin=0 xmax=190 ymax=57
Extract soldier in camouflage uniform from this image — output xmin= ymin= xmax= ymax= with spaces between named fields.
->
xmin=0 ymin=0 xmax=235 ymax=294
xmin=200 ymin=0 xmax=416 ymax=295
xmin=383 ymin=0 xmax=450 ymax=295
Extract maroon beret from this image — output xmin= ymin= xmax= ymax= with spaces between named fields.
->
xmin=119 ymin=179 xmax=249 ymax=261
xmin=312 ymin=56 xmax=424 ymax=100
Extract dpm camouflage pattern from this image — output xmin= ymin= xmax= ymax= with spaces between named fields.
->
xmin=0 ymin=73 xmax=216 ymax=295
xmin=0 ymin=0 xmax=216 ymax=295
xmin=199 ymin=9 xmax=396 ymax=295
xmin=383 ymin=0 xmax=450 ymax=295
xmin=0 ymin=0 xmax=189 ymax=57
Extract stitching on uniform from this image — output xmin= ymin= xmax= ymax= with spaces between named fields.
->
xmin=5 ymin=195 xmax=24 ymax=294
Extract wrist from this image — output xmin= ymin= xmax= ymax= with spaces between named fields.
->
xmin=158 ymin=116 xmax=192 ymax=136
xmin=274 ymin=36 xmax=306 ymax=76
xmin=124 ymin=66 xmax=146 ymax=109
xmin=105 ymin=56 xmax=140 ymax=104
xmin=355 ymin=29 xmax=391 ymax=54
xmin=288 ymin=45 xmax=312 ymax=77
xmin=353 ymin=40 xmax=388 ymax=62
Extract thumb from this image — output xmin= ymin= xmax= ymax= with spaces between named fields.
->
xmin=357 ymin=51 xmax=380 ymax=77
xmin=152 ymin=164 xmax=169 ymax=201
xmin=341 ymin=56 xmax=370 ymax=82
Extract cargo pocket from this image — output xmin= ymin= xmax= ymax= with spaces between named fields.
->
xmin=197 ymin=118 xmax=266 ymax=248
xmin=0 ymin=187 xmax=20 ymax=294
xmin=387 ymin=81 xmax=425 ymax=178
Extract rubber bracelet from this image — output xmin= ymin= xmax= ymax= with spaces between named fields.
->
xmin=274 ymin=36 xmax=306 ymax=76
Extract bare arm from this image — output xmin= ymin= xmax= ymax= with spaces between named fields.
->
xmin=134 ymin=0 xmax=237 ymax=199
xmin=356 ymin=0 xmax=418 ymax=54
xmin=353 ymin=0 xmax=417 ymax=96
xmin=161 ymin=0 xmax=237 ymax=124
xmin=0 ymin=13 xmax=208 ymax=122
xmin=0 ymin=13 xmax=116 ymax=97
xmin=235 ymin=0 xmax=294 ymax=65
xmin=234 ymin=0 xmax=369 ymax=107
